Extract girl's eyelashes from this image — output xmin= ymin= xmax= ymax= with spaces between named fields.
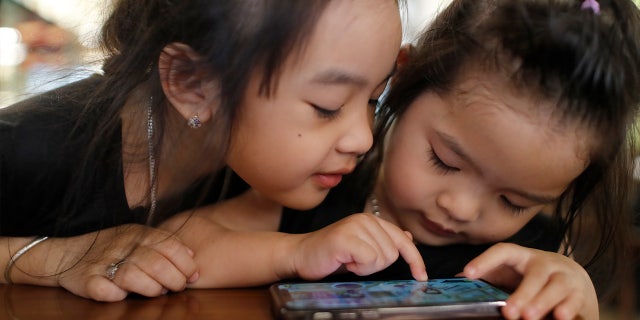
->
xmin=428 ymin=149 xmax=459 ymax=174
xmin=311 ymin=104 xmax=341 ymax=120
xmin=311 ymin=97 xmax=379 ymax=120
xmin=428 ymin=144 xmax=531 ymax=216
xmin=499 ymin=195 xmax=527 ymax=215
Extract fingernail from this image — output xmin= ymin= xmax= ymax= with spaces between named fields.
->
xmin=502 ymin=303 xmax=519 ymax=319
xmin=188 ymin=271 xmax=200 ymax=283
xmin=187 ymin=248 xmax=195 ymax=257
xmin=418 ymin=268 xmax=428 ymax=281
xmin=463 ymin=266 xmax=477 ymax=278
xmin=161 ymin=288 xmax=169 ymax=295
xmin=523 ymin=306 xmax=540 ymax=319
xmin=404 ymin=231 xmax=414 ymax=240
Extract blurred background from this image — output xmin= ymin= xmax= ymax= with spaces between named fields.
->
xmin=0 ymin=0 xmax=638 ymax=318
xmin=0 ymin=0 xmax=108 ymax=107
xmin=0 ymin=0 xmax=445 ymax=108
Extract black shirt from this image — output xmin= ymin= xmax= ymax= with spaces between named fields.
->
xmin=279 ymin=177 xmax=562 ymax=281
xmin=0 ymin=76 xmax=246 ymax=237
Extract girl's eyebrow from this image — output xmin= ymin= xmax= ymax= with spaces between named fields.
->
xmin=436 ymin=131 xmax=474 ymax=167
xmin=436 ymin=131 xmax=559 ymax=204
xmin=311 ymin=68 xmax=395 ymax=88
xmin=312 ymin=69 xmax=369 ymax=87
xmin=509 ymin=189 xmax=559 ymax=205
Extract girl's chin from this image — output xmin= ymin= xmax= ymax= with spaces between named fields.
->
xmin=414 ymin=234 xmax=462 ymax=247
xmin=415 ymin=232 xmax=491 ymax=247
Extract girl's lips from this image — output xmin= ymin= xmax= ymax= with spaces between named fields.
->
xmin=314 ymin=173 xmax=343 ymax=189
xmin=421 ymin=217 xmax=457 ymax=237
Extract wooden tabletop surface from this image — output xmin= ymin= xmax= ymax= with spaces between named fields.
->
xmin=0 ymin=285 xmax=273 ymax=320
xmin=0 ymin=284 xmax=507 ymax=320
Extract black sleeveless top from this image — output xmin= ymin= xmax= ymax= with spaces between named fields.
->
xmin=0 ymin=76 xmax=248 ymax=237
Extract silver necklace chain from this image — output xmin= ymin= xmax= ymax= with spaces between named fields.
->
xmin=370 ymin=195 xmax=381 ymax=217
xmin=146 ymin=97 xmax=157 ymax=224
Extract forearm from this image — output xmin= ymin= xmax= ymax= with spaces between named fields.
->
xmin=196 ymin=231 xmax=301 ymax=288
xmin=164 ymin=211 xmax=428 ymax=289
xmin=165 ymin=215 xmax=298 ymax=288
xmin=1 ymin=236 xmax=86 ymax=286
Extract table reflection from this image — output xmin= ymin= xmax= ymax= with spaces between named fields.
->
xmin=0 ymin=285 xmax=273 ymax=320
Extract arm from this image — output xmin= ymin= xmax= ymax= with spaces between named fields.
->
xmin=462 ymin=242 xmax=598 ymax=320
xmin=161 ymin=211 xmax=427 ymax=288
xmin=1 ymin=224 xmax=198 ymax=302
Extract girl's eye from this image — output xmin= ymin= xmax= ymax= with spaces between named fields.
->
xmin=312 ymin=104 xmax=341 ymax=120
xmin=368 ymin=98 xmax=379 ymax=106
xmin=428 ymin=149 xmax=459 ymax=174
xmin=499 ymin=195 xmax=527 ymax=215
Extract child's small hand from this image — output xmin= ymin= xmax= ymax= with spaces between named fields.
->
xmin=291 ymin=213 xmax=427 ymax=281
xmin=462 ymin=243 xmax=598 ymax=320
xmin=102 ymin=226 xmax=200 ymax=297
xmin=58 ymin=224 xmax=199 ymax=302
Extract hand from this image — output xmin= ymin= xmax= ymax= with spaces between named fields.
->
xmin=55 ymin=224 xmax=199 ymax=302
xmin=290 ymin=213 xmax=427 ymax=281
xmin=462 ymin=243 xmax=598 ymax=320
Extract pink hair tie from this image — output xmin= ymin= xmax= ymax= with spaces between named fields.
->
xmin=581 ymin=0 xmax=601 ymax=14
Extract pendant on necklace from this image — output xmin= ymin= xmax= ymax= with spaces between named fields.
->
xmin=370 ymin=195 xmax=381 ymax=217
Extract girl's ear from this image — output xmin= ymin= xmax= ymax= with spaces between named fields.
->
xmin=159 ymin=43 xmax=219 ymax=124
xmin=391 ymin=44 xmax=414 ymax=85
xmin=396 ymin=44 xmax=414 ymax=69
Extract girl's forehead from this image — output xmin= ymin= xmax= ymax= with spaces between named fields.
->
xmin=450 ymin=67 xmax=598 ymax=153
xmin=450 ymin=72 xmax=592 ymax=153
xmin=451 ymin=67 xmax=561 ymax=126
xmin=402 ymin=72 xmax=591 ymax=197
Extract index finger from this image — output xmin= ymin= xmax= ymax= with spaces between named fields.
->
xmin=378 ymin=219 xmax=428 ymax=281
xmin=463 ymin=243 xmax=529 ymax=281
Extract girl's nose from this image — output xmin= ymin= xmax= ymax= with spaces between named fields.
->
xmin=336 ymin=102 xmax=374 ymax=155
xmin=435 ymin=189 xmax=481 ymax=223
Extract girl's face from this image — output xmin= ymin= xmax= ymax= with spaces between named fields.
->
xmin=227 ymin=0 xmax=402 ymax=210
xmin=379 ymin=68 xmax=592 ymax=246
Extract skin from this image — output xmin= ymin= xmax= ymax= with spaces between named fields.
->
xmin=141 ymin=0 xmax=420 ymax=295
xmin=156 ymin=0 xmax=427 ymax=288
xmin=375 ymin=67 xmax=590 ymax=247
xmin=464 ymin=243 xmax=597 ymax=320
xmin=158 ymin=55 xmax=600 ymax=318
xmin=161 ymin=206 xmax=427 ymax=288
xmin=174 ymin=63 xmax=600 ymax=318
xmin=2 ymin=225 xmax=197 ymax=302
xmin=158 ymin=61 xmax=599 ymax=318
xmin=101 ymin=6 xmax=600 ymax=316
xmin=370 ymin=66 xmax=598 ymax=320
xmin=1 ymin=0 xmax=408 ymax=302
xmin=226 ymin=0 xmax=399 ymax=210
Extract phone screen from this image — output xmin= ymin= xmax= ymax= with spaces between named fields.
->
xmin=270 ymin=278 xmax=510 ymax=319
xmin=273 ymin=278 xmax=509 ymax=310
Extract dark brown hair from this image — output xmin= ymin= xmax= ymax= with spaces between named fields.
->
xmin=59 ymin=0 xmax=332 ymax=227
xmin=364 ymin=0 xmax=640 ymax=299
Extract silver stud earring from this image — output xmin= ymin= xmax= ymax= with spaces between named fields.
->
xmin=187 ymin=114 xmax=202 ymax=129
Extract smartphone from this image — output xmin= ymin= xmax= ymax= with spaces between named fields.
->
xmin=269 ymin=278 xmax=509 ymax=319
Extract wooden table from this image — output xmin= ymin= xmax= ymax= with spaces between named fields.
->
xmin=0 ymin=285 xmax=273 ymax=320
xmin=0 ymin=285 xmax=506 ymax=320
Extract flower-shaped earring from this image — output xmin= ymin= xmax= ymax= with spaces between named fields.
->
xmin=187 ymin=114 xmax=202 ymax=128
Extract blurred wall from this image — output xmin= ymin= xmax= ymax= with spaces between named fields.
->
xmin=405 ymin=0 xmax=452 ymax=43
